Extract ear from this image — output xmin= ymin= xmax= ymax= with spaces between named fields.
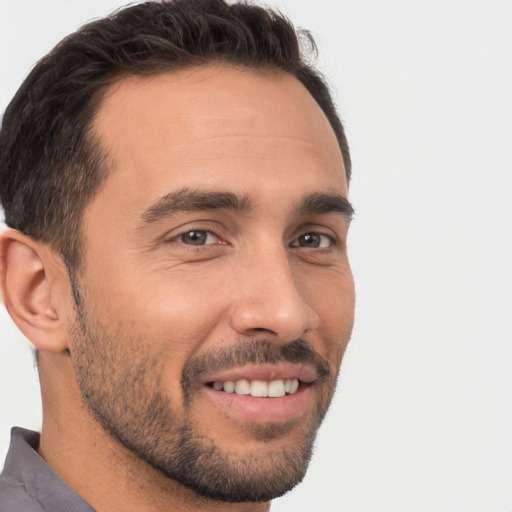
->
xmin=0 ymin=228 xmax=70 ymax=352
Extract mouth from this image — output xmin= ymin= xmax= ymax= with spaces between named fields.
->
xmin=206 ymin=378 xmax=301 ymax=397
xmin=200 ymin=364 xmax=317 ymax=424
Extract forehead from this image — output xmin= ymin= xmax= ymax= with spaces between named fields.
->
xmin=88 ymin=65 xmax=347 ymax=219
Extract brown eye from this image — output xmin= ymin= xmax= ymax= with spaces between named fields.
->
xmin=176 ymin=230 xmax=219 ymax=246
xmin=292 ymin=233 xmax=332 ymax=248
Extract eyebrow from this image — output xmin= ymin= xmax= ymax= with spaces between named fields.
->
xmin=297 ymin=193 xmax=354 ymax=222
xmin=140 ymin=188 xmax=354 ymax=226
xmin=141 ymin=187 xmax=254 ymax=224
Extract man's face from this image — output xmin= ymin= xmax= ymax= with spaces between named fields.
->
xmin=70 ymin=65 xmax=355 ymax=501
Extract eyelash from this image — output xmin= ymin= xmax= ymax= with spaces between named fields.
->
xmin=290 ymin=232 xmax=334 ymax=249
xmin=172 ymin=230 xmax=223 ymax=246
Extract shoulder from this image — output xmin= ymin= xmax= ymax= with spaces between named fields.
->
xmin=0 ymin=477 xmax=46 ymax=512
xmin=1 ymin=428 xmax=95 ymax=512
xmin=0 ymin=428 xmax=45 ymax=511
xmin=1 ymin=428 xmax=45 ymax=511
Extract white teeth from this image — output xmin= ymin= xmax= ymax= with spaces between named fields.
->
xmin=212 ymin=378 xmax=300 ymax=397
xmin=234 ymin=379 xmax=250 ymax=395
xmin=223 ymin=381 xmax=235 ymax=393
xmin=250 ymin=380 xmax=268 ymax=397
xmin=284 ymin=379 xmax=299 ymax=394
xmin=268 ymin=379 xmax=285 ymax=397
xmin=288 ymin=379 xmax=299 ymax=394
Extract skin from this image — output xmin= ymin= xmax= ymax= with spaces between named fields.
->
xmin=0 ymin=65 xmax=354 ymax=512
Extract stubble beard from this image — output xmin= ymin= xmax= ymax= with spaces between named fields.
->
xmin=69 ymin=296 xmax=339 ymax=502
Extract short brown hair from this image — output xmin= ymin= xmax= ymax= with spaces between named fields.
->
xmin=0 ymin=0 xmax=351 ymax=274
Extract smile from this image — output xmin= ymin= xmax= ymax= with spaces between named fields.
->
xmin=207 ymin=378 xmax=300 ymax=397
xmin=199 ymin=364 xmax=317 ymax=424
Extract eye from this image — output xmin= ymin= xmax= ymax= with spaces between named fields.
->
xmin=174 ymin=230 xmax=221 ymax=246
xmin=291 ymin=232 xmax=333 ymax=249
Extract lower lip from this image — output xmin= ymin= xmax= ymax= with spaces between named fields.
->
xmin=202 ymin=384 xmax=311 ymax=423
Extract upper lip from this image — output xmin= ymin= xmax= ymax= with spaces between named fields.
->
xmin=201 ymin=363 xmax=318 ymax=385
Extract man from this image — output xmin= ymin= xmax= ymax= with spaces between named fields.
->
xmin=0 ymin=0 xmax=354 ymax=510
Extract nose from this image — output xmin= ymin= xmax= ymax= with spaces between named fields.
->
xmin=229 ymin=248 xmax=320 ymax=341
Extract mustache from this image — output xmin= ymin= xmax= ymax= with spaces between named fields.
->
xmin=181 ymin=338 xmax=331 ymax=404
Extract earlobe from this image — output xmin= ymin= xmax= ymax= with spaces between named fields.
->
xmin=0 ymin=229 xmax=69 ymax=352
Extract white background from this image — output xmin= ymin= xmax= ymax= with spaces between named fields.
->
xmin=1 ymin=1 xmax=511 ymax=511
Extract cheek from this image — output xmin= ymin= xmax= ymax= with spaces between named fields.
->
xmin=304 ymin=267 xmax=355 ymax=362
xmin=109 ymin=267 xmax=232 ymax=365
xmin=141 ymin=271 xmax=229 ymax=336
xmin=79 ymin=262 xmax=231 ymax=396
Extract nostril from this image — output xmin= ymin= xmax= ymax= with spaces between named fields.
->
xmin=251 ymin=327 xmax=277 ymax=334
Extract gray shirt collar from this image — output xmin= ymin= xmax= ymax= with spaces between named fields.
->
xmin=1 ymin=427 xmax=95 ymax=512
